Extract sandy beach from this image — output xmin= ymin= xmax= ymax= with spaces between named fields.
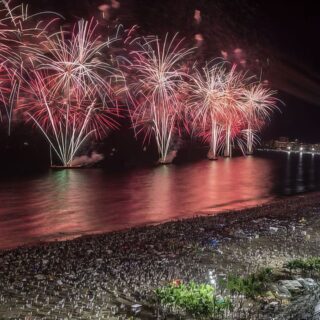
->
xmin=1 ymin=192 xmax=320 ymax=319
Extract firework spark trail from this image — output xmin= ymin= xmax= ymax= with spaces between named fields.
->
xmin=188 ymin=62 xmax=245 ymax=158
xmin=187 ymin=62 xmax=227 ymax=159
xmin=0 ymin=1 xmax=25 ymax=133
xmin=218 ymin=64 xmax=249 ymax=157
xmin=20 ymin=72 xmax=90 ymax=166
xmin=18 ymin=19 xmax=124 ymax=166
xmin=241 ymin=82 xmax=279 ymax=154
xmin=32 ymin=19 xmax=123 ymax=105
xmin=0 ymin=66 xmax=20 ymax=135
xmin=0 ymin=0 xmax=62 ymax=64
xmin=188 ymin=61 xmax=279 ymax=158
xmin=20 ymin=71 xmax=120 ymax=166
xmin=127 ymin=34 xmax=193 ymax=163
xmin=0 ymin=0 xmax=62 ymax=134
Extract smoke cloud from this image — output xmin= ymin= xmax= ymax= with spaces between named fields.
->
xmin=70 ymin=152 xmax=104 ymax=167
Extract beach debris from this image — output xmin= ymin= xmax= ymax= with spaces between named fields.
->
xmin=300 ymin=217 xmax=307 ymax=224
xmin=269 ymin=226 xmax=278 ymax=234
xmin=279 ymin=280 xmax=304 ymax=294
xmin=209 ymin=238 xmax=219 ymax=248
xmin=271 ymin=283 xmax=292 ymax=299
xmin=296 ymin=278 xmax=317 ymax=290
xmin=314 ymin=302 xmax=320 ymax=319
xmin=172 ymin=279 xmax=182 ymax=286
xmin=131 ymin=303 xmax=142 ymax=314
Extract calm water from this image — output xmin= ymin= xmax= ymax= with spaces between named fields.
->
xmin=1 ymin=151 xmax=320 ymax=250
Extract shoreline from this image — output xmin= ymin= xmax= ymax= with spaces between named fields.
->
xmin=1 ymin=191 xmax=320 ymax=319
xmin=0 ymin=190 xmax=312 ymax=253
xmin=0 ymin=191 xmax=309 ymax=253
xmin=0 ymin=193 xmax=276 ymax=252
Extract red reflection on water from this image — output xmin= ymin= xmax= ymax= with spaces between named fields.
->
xmin=0 ymin=157 xmax=275 ymax=249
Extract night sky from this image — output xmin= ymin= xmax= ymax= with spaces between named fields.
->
xmin=24 ymin=0 xmax=320 ymax=140
xmin=1 ymin=0 xmax=320 ymax=172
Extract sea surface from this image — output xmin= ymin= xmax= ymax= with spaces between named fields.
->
xmin=1 ymin=151 xmax=320 ymax=249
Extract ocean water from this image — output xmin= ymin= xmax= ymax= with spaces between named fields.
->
xmin=1 ymin=151 xmax=320 ymax=249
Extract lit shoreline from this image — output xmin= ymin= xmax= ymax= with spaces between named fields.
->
xmin=258 ymin=148 xmax=320 ymax=155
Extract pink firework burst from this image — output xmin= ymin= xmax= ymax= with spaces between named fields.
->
xmin=126 ymin=34 xmax=193 ymax=163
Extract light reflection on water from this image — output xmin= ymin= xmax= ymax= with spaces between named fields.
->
xmin=1 ymin=152 xmax=320 ymax=249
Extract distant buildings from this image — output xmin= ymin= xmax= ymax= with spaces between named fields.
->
xmin=262 ymin=137 xmax=320 ymax=153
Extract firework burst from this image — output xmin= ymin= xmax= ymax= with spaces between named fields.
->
xmin=127 ymin=34 xmax=193 ymax=163
xmin=0 ymin=0 xmax=61 ymax=134
xmin=187 ymin=60 xmax=279 ymax=158
xmin=188 ymin=62 xmax=247 ymax=158
xmin=240 ymin=82 xmax=279 ymax=154
xmin=19 ymin=19 xmax=124 ymax=166
xmin=20 ymin=71 xmax=120 ymax=167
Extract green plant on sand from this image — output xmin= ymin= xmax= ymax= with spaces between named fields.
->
xmin=284 ymin=257 xmax=320 ymax=273
xmin=223 ymin=268 xmax=274 ymax=299
xmin=155 ymin=281 xmax=232 ymax=318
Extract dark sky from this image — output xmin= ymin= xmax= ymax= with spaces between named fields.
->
xmin=23 ymin=0 xmax=320 ymax=142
